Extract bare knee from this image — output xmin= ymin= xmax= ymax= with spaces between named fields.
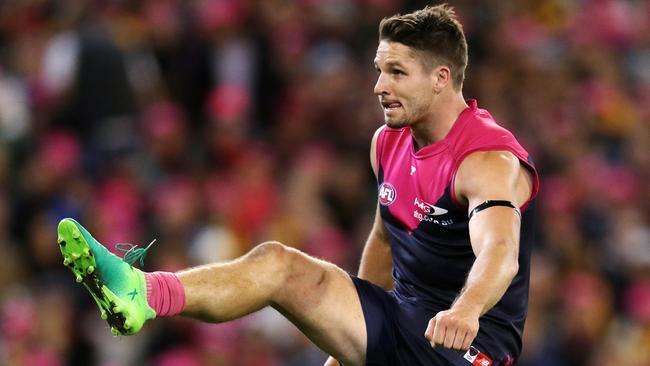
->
xmin=248 ymin=241 xmax=328 ymax=301
xmin=247 ymin=241 xmax=295 ymax=279
xmin=249 ymin=241 xmax=290 ymax=262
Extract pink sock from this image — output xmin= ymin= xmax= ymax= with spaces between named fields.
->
xmin=144 ymin=271 xmax=186 ymax=317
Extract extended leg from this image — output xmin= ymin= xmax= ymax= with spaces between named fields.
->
xmin=57 ymin=219 xmax=367 ymax=366
xmin=178 ymin=241 xmax=367 ymax=366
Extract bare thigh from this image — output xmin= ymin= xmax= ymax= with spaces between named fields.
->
xmin=271 ymin=246 xmax=366 ymax=366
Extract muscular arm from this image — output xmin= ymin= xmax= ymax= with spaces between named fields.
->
xmin=358 ymin=205 xmax=393 ymax=290
xmin=425 ymin=150 xmax=533 ymax=351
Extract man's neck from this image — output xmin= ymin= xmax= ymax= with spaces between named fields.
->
xmin=411 ymin=91 xmax=468 ymax=151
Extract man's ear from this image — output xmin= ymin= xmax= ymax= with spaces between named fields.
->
xmin=432 ymin=65 xmax=452 ymax=93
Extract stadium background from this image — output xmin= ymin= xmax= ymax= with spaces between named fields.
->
xmin=0 ymin=0 xmax=648 ymax=365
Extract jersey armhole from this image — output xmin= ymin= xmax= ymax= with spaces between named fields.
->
xmin=449 ymin=146 xmax=540 ymax=211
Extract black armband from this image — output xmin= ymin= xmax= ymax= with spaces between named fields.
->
xmin=468 ymin=200 xmax=521 ymax=220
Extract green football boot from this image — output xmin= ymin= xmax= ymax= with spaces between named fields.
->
xmin=57 ymin=218 xmax=156 ymax=335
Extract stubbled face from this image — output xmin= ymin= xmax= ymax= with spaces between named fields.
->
xmin=373 ymin=41 xmax=436 ymax=128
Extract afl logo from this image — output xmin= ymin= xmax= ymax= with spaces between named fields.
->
xmin=378 ymin=182 xmax=397 ymax=206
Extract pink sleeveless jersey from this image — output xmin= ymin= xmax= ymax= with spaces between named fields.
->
xmin=375 ymin=99 xmax=539 ymax=360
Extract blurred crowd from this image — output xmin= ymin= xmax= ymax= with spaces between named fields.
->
xmin=0 ymin=0 xmax=648 ymax=365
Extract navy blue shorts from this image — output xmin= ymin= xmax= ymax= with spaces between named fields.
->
xmin=352 ymin=277 xmax=504 ymax=366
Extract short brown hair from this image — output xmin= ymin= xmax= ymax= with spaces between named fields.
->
xmin=379 ymin=4 xmax=468 ymax=89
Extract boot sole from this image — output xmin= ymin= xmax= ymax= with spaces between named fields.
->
xmin=57 ymin=219 xmax=138 ymax=335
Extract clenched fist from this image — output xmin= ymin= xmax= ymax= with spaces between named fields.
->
xmin=424 ymin=307 xmax=479 ymax=351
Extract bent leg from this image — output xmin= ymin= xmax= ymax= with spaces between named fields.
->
xmin=177 ymin=241 xmax=367 ymax=366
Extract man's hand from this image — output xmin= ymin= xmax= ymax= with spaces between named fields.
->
xmin=424 ymin=307 xmax=480 ymax=352
xmin=324 ymin=356 xmax=340 ymax=366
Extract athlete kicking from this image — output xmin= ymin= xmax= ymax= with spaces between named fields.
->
xmin=57 ymin=4 xmax=538 ymax=366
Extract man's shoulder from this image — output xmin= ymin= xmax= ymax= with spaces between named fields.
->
xmin=467 ymin=108 xmax=513 ymax=137
xmin=455 ymin=109 xmax=523 ymax=154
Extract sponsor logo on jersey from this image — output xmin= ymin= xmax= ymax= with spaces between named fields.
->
xmin=378 ymin=182 xmax=397 ymax=206
xmin=413 ymin=197 xmax=453 ymax=225
xmin=414 ymin=197 xmax=448 ymax=216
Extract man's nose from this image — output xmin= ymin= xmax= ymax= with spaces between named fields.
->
xmin=374 ymin=73 xmax=390 ymax=96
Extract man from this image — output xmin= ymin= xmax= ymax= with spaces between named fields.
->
xmin=57 ymin=4 xmax=538 ymax=366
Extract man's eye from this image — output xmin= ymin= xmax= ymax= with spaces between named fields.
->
xmin=392 ymin=69 xmax=404 ymax=75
